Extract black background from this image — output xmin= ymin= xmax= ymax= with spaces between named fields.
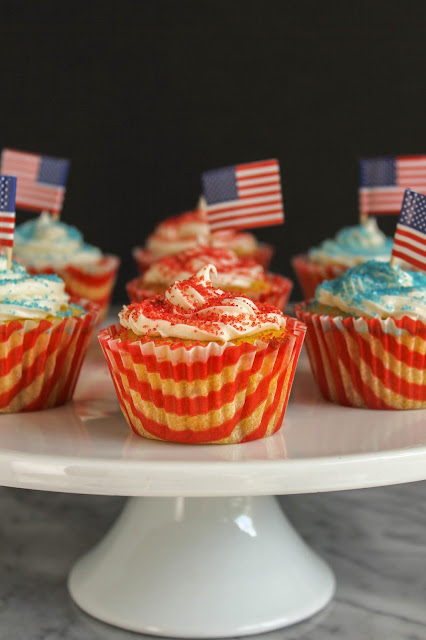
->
xmin=0 ymin=0 xmax=425 ymax=301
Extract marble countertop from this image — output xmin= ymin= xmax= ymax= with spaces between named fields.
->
xmin=0 ymin=482 xmax=425 ymax=640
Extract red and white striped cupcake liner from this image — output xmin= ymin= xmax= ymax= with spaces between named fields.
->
xmin=294 ymin=302 xmax=426 ymax=410
xmin=98 ymin=317 xmax=306 ymax=444
xmin=291 ymin=254 xmax=348 ymax=299
xmin=251 ymin=243 xmax=274 ymax=269
xmin=0 ymin=299 xmax=99 ymax=413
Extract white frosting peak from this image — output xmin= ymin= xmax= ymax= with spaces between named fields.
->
xmin=165 ymin=265 xmax=222 ymax=311
xmin=120 ymin=264 xmax=286 ymax=342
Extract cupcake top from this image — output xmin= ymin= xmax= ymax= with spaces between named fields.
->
xmin=142 ymin=246 xmax=265 ymax=289
xmin=209 ymin=229 xmax=259 ymax=256
xmin=0 ymin=255 xmax=75 ymax=321
xmin=13 ymin=212 xmax=103 ymax=270
xmin=144 ymin=209 xmax=260 ymax=259
xmin=308 ymin=218 xmax=393 ymax=267
xmin=145 ymin=209 xmax=210 ymax=258
xmin=314 ymin=260 xmax=426 ymax=320
xmin=120 ymin=264 xmax=286 ymax=342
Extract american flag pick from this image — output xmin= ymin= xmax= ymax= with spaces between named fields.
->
xmin=391 ymin=189 xmax=426 ymax=272
xmin=359 ymin=155 xmax=426 ymax=218
xmin=0 ymin=149 xmax=70 ymax=217
xmin=202 ymin=159 xmax=284 ymax=231
xmin=0 ymin=175 xmax=17 ymax=269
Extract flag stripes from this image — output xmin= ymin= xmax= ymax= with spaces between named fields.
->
xmin=391 ymin=189 xmax=426 ymax=271
xmin=0 ymin=176 xmax=17 ymax=249
xmin=1 ymin=149 xmax=69 ymax=216
xmin=359 ymin=155 xmax=426 ymax=216
xmin=202 ymin=159 xmax=284 ymax=231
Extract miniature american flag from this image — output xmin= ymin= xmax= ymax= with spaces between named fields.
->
xmin=0 ymin=175 xmax=17 ymax=249
xmin=359 ymin=155 xmax=426 ymax=216
xmin=391 ymin=189 xmax=426 ymax=271
xmin=202 ymin=159 xmax=284 ymax=231
xmin=0 ymin=149 xmax=70 ymax=217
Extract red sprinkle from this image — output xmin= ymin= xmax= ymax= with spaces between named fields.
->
xmin=124 ymin=270 xmax=282 ymax=337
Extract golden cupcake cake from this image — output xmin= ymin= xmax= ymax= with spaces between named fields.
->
xmin=99 ymin=264 xmax=306 ymax=443
xmin=294 ymin=260 xmax=426 ymax=410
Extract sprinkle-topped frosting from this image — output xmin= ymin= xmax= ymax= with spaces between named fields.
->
xmin=314 ymin=260 xmax=426 ymax=320
xmin=308 ymin=218 xmax=393 ymax=267
xmin=144 ymin=209 xmax=260 ymax=259
xmin=146 ymin=209 xmax=210 ymax=258
xmin=142 ymin=246 xmax=265 ymax=289
xmin=14 ymin=212 xmax=102 ymax=270
xmin=210 ymin=229 xmax=258 ymax=255
xmin=120 ymin=264 xmax=286 ymax=342
xmin=0 ymin=255 xmax=74 ymax=321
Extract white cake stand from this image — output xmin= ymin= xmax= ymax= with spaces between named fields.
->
xmin=1 ymin=343 xmax=426 ymax=638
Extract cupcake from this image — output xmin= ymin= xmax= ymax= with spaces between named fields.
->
xmin=294 ymin=260 xmax=426 ymax=410
xmin=292 ymin=218 xmax=393 ymax=299
xmin=13 ymin=212 xmax=119 ymax=322
xmin=99 ymin=264 xmax=306 ymax=444
xmin=132 ymin=208 xmax=274 ymax=273
xmin=0 ymin=256 xmax=98 ymax=413
xmin=210 ymin=229 xmax=273 ymax=268
xmin=126 ymin=246 xmax=292 ymax=310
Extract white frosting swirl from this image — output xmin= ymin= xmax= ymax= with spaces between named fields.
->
xmin=14 ymin=212 xmax=102 ymax=270
xmin=210 ymin=230 xmax=258 ymax=255
xmin=120 ymin=264 xmax=286 ymax=342
xmin=142 ymin=247 xmax=264 ymax=289
xmin=146 ymin=210 xmax=210 ymax=258
xmin=144 ymin=210 xmax=260 ymax=259
xmin=0 ymin=256 xmax=71 ymax=321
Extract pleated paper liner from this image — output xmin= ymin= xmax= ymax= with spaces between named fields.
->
xmin=122 ymin=418 xmax=289 ymax=460
xmin=98 ymin=317 xmax=306 ymax=444
xmin=132 ymin=247 xmax=157 ymax=274
xmin=0 ymin=299 xmax=99 ymax=413
xmin=251 ymin=243 xmax=274 ymax=269
xmin=291 ymin=254 xmax=348 ymax=299
xmin=126 ymin=274 xmax=293 ymax=311
xmin=27 ymin=255 xmax=120 ymax=323
xmin=294 ymin=302 xmax=426 ymax=410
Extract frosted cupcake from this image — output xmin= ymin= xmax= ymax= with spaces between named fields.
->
xmin=132 ymin=208 xmax=274 ymax=272
xmin=13 ymin=212 xmax=119 ymax=321
xmin=210 ymin=229 xmax=273 ymax=268
xmin=0 ymin=256 xmax=98 ymax=412
xmin=127 ymin=246 xmax=292 ymax=310
xmin=294 ymin=260 xmax=426 ymax=409
xmin=99 ymin=264 xmax=306 ymax=444
xmin=292 ymin=218 xmax=393 ymax=298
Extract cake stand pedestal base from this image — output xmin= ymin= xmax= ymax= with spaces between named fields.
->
xmin=68 ymin=495 xmax=335 ymax=638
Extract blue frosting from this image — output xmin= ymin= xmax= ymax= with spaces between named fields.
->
xmin=308 ymin=220 xmax=393 ymax=265
xmin=16 ymin=217 xmax=81 ymax=242
xmin=13 ymin=213 xmax=102 ymax=270
xmin=0 ymin=257 xmax=82 ymax=319
xmin=314 ymin=260 xmax=426 ymax=318
xmin=15 ymin=217 xmax=96 ymax=254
